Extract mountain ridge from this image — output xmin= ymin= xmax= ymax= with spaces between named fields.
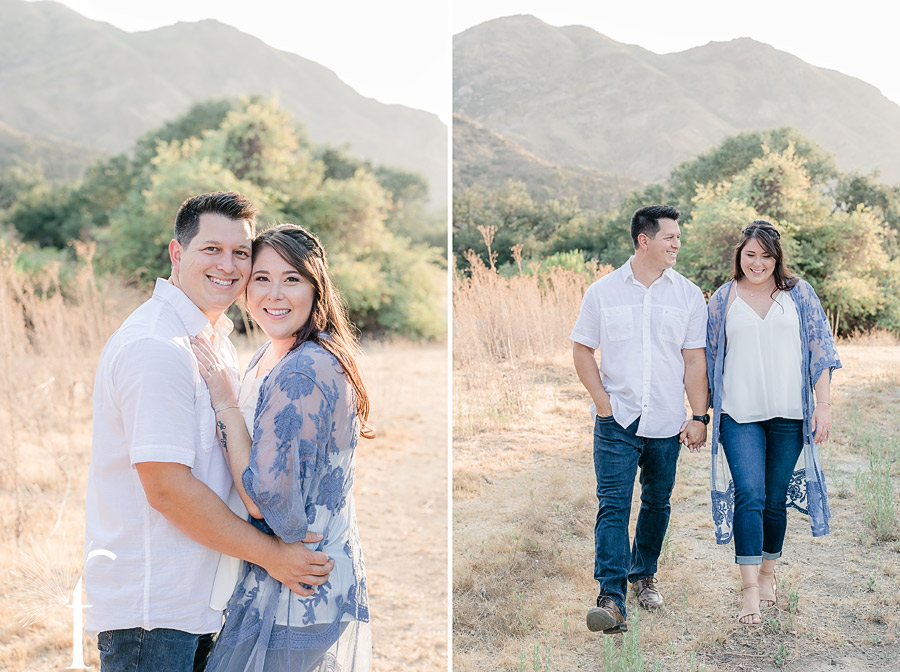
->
xmin=454 ymin=15 xmax=900 ymax=187
xmin=0 ymin=0 xmax=447 ymax=206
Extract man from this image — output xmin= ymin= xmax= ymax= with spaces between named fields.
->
xmin=84 ymin=192 xmax=334 ymax=671
xmin=570 ymin=205 xmax=708 ymax=634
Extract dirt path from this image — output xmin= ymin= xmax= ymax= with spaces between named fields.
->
xmin=453 ymin=344 xmax=900 ymax=671
xmin=357 ymin=341 xmax=449 ymax=671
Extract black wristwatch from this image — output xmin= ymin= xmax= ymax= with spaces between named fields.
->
xmin=692 ymin=414 xmax=710 ymax=425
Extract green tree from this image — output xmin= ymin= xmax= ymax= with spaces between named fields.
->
xmin=678 ymin=143 xmax=894 ymax=332
xmin=678 ymin=193 xmax=758 ymax=292
xmin=10 ymin=185 xmax=86 ymax=248
xmin=795 ymin=208 xmax=890 ymax=332
xmin=831 ymin=170 xmax=900 ymax=255
xmin=132 ymin=98 xmax=248 ymax=167
xmin=0 ymin=165 xmax=44 ymax=215
xmin=200 ymin=99 xmax=323 ymax=198
xmin=99 ymin=140 xmax=269 ymax=282
xmin=666 ymin=127 xmax=838 ymax=222
xmin=453 ymin=181 xmax=542 ymax=268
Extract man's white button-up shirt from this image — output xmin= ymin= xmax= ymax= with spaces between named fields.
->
xmin=570 ymin=258 xmax=707 ymax=438
xmin=84 ymin=279 xmax=240 ymax=637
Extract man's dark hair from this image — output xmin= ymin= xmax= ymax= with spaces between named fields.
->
xmin=630 ymin=205 xmax=680 ymax=248
xmin=174 ymin=191 xmax=257 ymax=246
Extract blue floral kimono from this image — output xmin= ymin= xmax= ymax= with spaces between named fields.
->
xmin=706 ymin=279 xmax=841 ymax=544
xmin=206 ymin=340 xmax=371 ymax=672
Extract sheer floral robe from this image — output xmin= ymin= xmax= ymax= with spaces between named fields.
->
xmin=206 ymin=340 xmax=370 ymax=672
xmin=706 ymin=279 xmax=841 ymax=545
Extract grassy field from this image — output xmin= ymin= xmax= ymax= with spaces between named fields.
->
xmin=453 ymin=260 xmax=900 ymax=671
xmin=0 ymin=247 xmax=448 ymax=671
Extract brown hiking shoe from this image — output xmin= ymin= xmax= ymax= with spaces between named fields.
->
xmin=587 ymin=593 xmax=628 ymax=634
xmin=632 ymin=576 xmax=664 ymax=610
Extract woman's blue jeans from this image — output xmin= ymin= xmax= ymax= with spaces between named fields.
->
xmin=719 ymin=414 xmax=803 ymax=565
xmin=593 ymin=414 xmax=681 ymax=619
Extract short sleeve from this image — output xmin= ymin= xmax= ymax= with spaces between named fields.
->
xmin=242 ymin=368 xmax=331 ymax=544
xmin=570 ymin=282 xmax=602 ymax=349
xmin=683 ymin=287 xmax=708 ymax=349
xmin=114 ymin=338 xmax=198 ymax=466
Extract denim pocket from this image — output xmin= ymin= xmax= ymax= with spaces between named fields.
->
xmin=97 ymin=630 xmax=111 ymax=654
xmin=594 ymin=413 xmax=619 ymax=432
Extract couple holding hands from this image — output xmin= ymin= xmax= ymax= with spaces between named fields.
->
xmin=572 ymin=205 xmax=840 ymax=632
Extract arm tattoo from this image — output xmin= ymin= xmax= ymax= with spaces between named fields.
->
xmin=217 ymin=420 xmax=228 ymax=454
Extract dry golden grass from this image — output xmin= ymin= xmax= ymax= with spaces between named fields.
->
xmin=0 ymin=250 xmax=448 ymax=671
xmin=453 ymin=266 xmax=900 ymax=671
xmin=453 ymin=256 xmax=610 ymax=440
xmin=0 ymin=242 xmax=140 ymax=670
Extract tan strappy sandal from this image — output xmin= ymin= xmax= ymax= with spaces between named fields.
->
xmin=739 ymin=582 xmax=761 ymax=625
xmin=758 ymin=568 xmax=777 ymax=608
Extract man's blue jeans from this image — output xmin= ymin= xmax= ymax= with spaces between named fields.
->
xmin=593 ymin=414 xmax=681 ymax=619
xmin=97 ymin=627 xmax=214 ymax=672
xmin=719 ymin=414 xmax=803 ymax=564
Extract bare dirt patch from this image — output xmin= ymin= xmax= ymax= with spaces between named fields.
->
xmin=357 ymin=341 xmax=449 ymax=671
xmin=453 ymin=344 xmax=900 ymax=671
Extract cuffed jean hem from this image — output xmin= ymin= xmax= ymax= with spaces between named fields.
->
xmin=762 ymin=550 xmax=782 ymax=561
xmin=736 ymin=555 xmax=762 ymax=565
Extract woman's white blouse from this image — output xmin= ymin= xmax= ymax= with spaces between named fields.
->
xmin=208 ymin=362 xmax=263 ymax=610
xmin=238 ymin=361 xmax=265 ymax=428
xmin=721 ymin=290 xmax=804 ymax=422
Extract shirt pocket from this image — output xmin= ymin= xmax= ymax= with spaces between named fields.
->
xmin=602 ymin=306 xmax=634 ymax=342
xmin=658 ymin=306 xmax=689 ymax=345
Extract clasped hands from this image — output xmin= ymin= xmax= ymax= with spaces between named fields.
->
xmin=679 ymin=418 xmax=707 ymax=453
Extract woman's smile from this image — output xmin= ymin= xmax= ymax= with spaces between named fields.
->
xmin=739 ymin=238 xmax=775 ymax=285
xmin=247 ymin=246 xmax=315 ymax=345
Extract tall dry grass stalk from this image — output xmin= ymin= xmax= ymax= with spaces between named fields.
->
xmin=0 ymin=241 xmax=142 ymax=669
xmin=454 ymin=251 xmax=609 ymax=367
xmin=0 ymin=241 xmax=142 ymax=670
xmin=453 ymin=251 xmax=610 ymax=437
xmin=0 ymin=241 xmax=136 ymax=545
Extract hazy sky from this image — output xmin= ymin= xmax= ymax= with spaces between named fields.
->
xmin=452 ymin=0 xmax=900 ymax=108
xmin=31 ymin=0 xmax=450 ymax=124
xmin=30 ymin=1 xmax=899 ymax=125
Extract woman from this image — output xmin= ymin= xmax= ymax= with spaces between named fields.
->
xmin=193 ymin=223 xmax=374 ymax=670
xmin=706 ymin=220 xmax=840 ymax=625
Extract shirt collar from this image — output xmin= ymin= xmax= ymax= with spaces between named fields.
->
xmin=152 ymin=278 xmax=235 ymax=338
xmin=622 ymin=256 xmax=676 ymax=287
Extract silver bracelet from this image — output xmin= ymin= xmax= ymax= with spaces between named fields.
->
xmin=214 ymin=405 xmax=238 ymax=414
xmin=817 ymin=401 xmax=831 ymax=407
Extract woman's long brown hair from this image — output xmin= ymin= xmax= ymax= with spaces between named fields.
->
xmin=253 ymin=224 xmax=374 ymax=439
xmin=732 ymin=219 xmax=797 ymax=298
